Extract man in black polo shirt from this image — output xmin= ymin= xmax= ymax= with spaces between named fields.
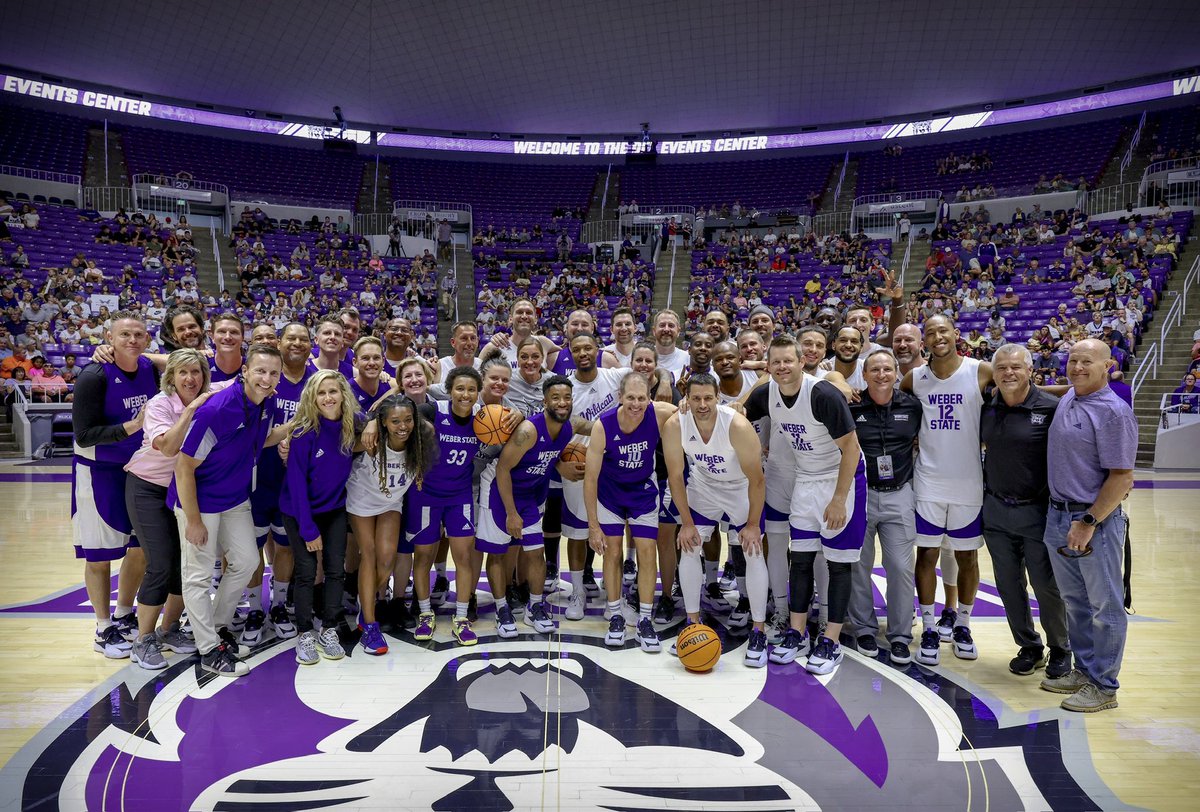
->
xmin=980 ymin=343 xmax=1071 ymax=678
xmin=847 ymin=349 xmax=923 ymax=664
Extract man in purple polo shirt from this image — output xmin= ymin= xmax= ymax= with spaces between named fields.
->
xmin=1040 ymin=338 xmax=1136 ymax=712
xmin=169 ymin=344 xmax=284 ymax=677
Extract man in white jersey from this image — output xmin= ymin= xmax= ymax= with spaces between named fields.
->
xmin=560 ymin=333 xmax=628 ymax=620
xmin=831 ymin=326 xmax=867 ymax=391
xmin=662 ymin=373 xmax=769 ymax=668
xmin=703 ymin=310 xmax=731 ymax=344
xmin=603 ymin=307 xmax=638 ymax=367
xmin=651 ymin=309 xmax=690 ymax=379
xmin=480 ymin=298 xmax=540 ymax=371
xmin=901 ymin=314 xmax=993 ymax=666
xmin=743 ymin=336 xmax=864 ymax=676
xmin=437 ymin=320 xmax=482 ymax=381
xmin=713 ymin=341 xmax=761 ymax=405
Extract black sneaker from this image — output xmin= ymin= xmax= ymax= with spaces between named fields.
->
xmin=201 ymin=643 xmax=249 ymax=677
xmin=889 ymin=641 xmax=913 ymax=665
xmin=112 ymin=612 xmax=138 ymax=643
xmin=431 ymin=574 xmax=450 ymax=606
xmin=1009 ymin=646 xmax=1047 ymax=676
xmin=856 ymin=634 xmax=880 ymax=656
xmin=217 ymin=627 xmax=251 ymax=659
xmin=654 ymin=594 xmax=675 ymax=623
xmin=1046 ymin=647 xmax=1072 ymax=679
xmin=467 ymin=592 xmax=478 ymax=623
xmin=513 ymin=580 xmax=531 ymax=607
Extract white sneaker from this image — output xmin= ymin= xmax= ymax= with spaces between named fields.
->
xmin=917 ymin=628 xmax=941 ymax=666
xmin=565 ymin=590 xmax=586 ymax=621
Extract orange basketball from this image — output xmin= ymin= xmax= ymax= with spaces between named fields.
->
xmin=560 ymin=441 xmax=588 ymax=464
xmin=676 ymin=624 xmax=722 ymax=673
xmin=473 ymin=404 xmax=514 ymax=446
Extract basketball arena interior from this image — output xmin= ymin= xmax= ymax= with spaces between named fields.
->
xmin=1 ymin=3 xmax=1200 ymax=810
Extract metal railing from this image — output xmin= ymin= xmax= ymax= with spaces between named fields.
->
xmin=898 ymin=227 xmax=915 ymax=290
xmin=1131 ymin=283 xmax=1188 ymax=399
xmin=600 ymin=164 xmax=612 ymax=215
xmin=131 ymin=174 xmax=230 ymax=195
xmin=851 ymin=189 xmax=943 ymax=208
xmin=581 ymin=219 xmax=619 ymax=244
xmin=211 ymin=228 xmax=225 ymax=293
xmin=832 ymin=150 xmax=850 ymax=205
xmin=809 ymin=210 xmax=852 ymax=236
xmin=1142 ymin=155 xmax=1200 ymax=177
xmin=1080 ymin=181 xmax=1146 ymax=216
xmin=0 ymin=163 xmax=82 ymax=189
xmin=1159 ymin=392 xmax=1199 ymax=429
xmin=83 ymin=185 xmax=135 ymax=213
xmin=1119 ymin=111 xmax=1147 ymax=183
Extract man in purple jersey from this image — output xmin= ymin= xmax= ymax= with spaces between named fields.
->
xmin=73 ymin=311 xmax=158 ymax=658
xmin=312 ymin=317 xmax=352 ymax=378
xmin=208 ymin=313 xmax=245 ymax=382
xmin=545 ymin=310 xmax=621 ymax=374
xmin=476 ymin=375 xmax=575 ymax=638
xmin=170 ymin=344 xmax=286 ymax=677
xmin=382 ymin=317 xmax=415 ymax=378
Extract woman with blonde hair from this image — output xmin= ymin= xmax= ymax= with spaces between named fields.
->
xmin=123 ymin=348 xmax=221 ymax=669
xmin=279 ymin=370 xmax=358 ymax=665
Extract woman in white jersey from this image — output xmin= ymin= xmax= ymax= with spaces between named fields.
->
xmin=347 ymin=395 xmax=436 ymax=656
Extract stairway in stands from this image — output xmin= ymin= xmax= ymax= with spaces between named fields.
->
xmin=815 ymin=156 xmax=859 ymax=216
xmin=0 ymin=411 xmax=21 ymax=458
xmin=190 ymin=226 xmax=233 ymax=298
xmin=84 ymin=126 xmax=130 ymax=189
xmin=357 ymin=160 xmax=392 ymax=215
xmin=441 ymin=244 xmax=477 ymax=355
xmin=650 ymin=243 xmax=690 ymax=316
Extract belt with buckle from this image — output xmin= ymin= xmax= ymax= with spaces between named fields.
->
xmin=1049 ymin=498 xmax=1091 ymax=512
xmin=869 ymin=482 xmax=908 ymax=493
xmin=985 ymin=489 xmax=1043 ymax=507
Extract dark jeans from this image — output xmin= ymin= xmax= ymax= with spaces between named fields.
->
xmin=284 ymin=509 xmax=348 ymax=633
xmin=125 ymin=474 xmax=181 ymax=606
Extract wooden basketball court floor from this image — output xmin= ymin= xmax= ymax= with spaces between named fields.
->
xmin=0 ymin=460 xmax=1197 ymax=811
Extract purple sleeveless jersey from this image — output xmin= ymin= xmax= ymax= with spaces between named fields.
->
xmin=422 ymin=400 xmax=480 ymax=498
xmin=208 ymin=356 xmax=243 ymax=383
xmin=93 ymin=356 xmax=159 ymax=465
xmin=597 ymin=404 xmax=659 ymax=512
xmin=508 ymin=412 xmax=573 ymax=506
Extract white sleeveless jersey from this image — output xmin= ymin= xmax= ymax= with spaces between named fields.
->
xmin=680 ymin=405 xmax=745 ymax=486
xmin=570 ymin=367 xmax=626 ymax=428
xmin=911 ymin=356 xmax=984 ymax=505
xmin=346 ymin=449 xmax=413 ymax=517
xmin=603 ymin=343 xmax=633 ymax=368
xmin=439 ymin=355 xmax=482 ymax=381
xmin=757 ymin=367 xmax=827 ymax=460
xmin=498 ymin=344 xmax=519 ymax=371
xmin=718 ymin=370 xmax=761 ymax=405
xmin=839 ymin=358 xmax=866 ymax=391
xmin=767 ymin=374 xmax=844 ymax=478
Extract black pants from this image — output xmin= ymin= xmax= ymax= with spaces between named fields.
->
xmin=125 ymin=474 xmax=181 ymax=606
xmin=285 ymin=509 xmax=348 ymax=633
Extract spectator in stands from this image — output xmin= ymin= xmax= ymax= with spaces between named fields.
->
xmin=2 ymin=366 xmax=29 ymax=419
xmin=998 ymin=287 xmax=1020 ymax=310
xmin=1 ymin=345 xmax=33 ymax=379
xmin=1171 ymin=374 xmax=1198 ymax=413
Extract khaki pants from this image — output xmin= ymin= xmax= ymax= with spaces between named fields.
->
xmin=175 ymin=501 xmax=258 ymax=656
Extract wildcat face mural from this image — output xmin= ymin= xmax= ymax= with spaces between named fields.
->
xmin=5 ymin=627 xmax=1107 ymax=811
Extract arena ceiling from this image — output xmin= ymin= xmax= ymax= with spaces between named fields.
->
xmin=4 ymin=0 xmax=1199 ymax=137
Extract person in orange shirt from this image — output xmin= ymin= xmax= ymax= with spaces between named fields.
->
xmin=0 ymin=346 xmax=34 ymax=379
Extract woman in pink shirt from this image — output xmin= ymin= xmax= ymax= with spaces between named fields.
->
xmin=123 ymin=348 xmax=227 ymax=670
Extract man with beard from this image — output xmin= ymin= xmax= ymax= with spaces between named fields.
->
xmin=651 ymin=309 xmax=690 ymax=379
xmin=831 ymin=326 xmax=867 ymax=390
xmin=748 ymin=304 xmax=776 ymax=341
xmin=812 ymin=307 xmax=841 ymax=356
xmin=603 ymin=307 xmax=638 ymax=367
xmin=891 ymin=323 xmax=926 ymax=377
xmin=476 ymin=376 xmax=576 ymax=637
xmin=737 ymin=329 xmax=765 ymax=367
xmin=678 ymin=331 xmax=715 ymax=390
xmin=703 ymin=310 xmax=731 ymax=344
xmin=160 ymin=305 xmax=207 ymax=352
xmin=382 ymin=317 xmax=416 ymax=377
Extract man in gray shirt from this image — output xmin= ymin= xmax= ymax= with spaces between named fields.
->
xmin=1040 ymin=339 xmax=1135 ymax=712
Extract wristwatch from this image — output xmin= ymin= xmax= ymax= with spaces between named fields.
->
xmin=1080 ymin=512 xmax=1099 ymax=527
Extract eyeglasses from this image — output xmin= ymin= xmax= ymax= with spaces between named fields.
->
xmin=1057 ymin=544 xmax=1093 ymax=559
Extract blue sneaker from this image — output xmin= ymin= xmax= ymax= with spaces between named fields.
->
xmin=744 ymin=628 xmax=767 ymax=668
xmin=495 ymin=604 xmax=518 ymax=639
xmin=636 ymin=617 xmax=661 ymax=652
xmin=952 ymin=625 xmax=978 ymax=660
xmin=524 ymin=602 xmax=554 ymax=634
xmin=605 ymin=614 xmax=626 ymax=648
xmin=769 ymin=628 xmax=810 ymax=664
xmin=917 ymin=628 xmax=940 ymax=666
xmin=936 ymin=608 xmax=957 ymax=643
xmin=805 ymin=635 xmax=844 ymax=675
xmin=414 ymin=611 xmax=436 ymax=641
xmin=360 ymin=622 xmax=388 ymax=655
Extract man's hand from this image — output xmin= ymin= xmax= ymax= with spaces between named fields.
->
xmin=306 ymin=535 xmax=324 ymax=554
xmin=823 ymin=496 xmax=848 ymax=531
xmin=677 ymin=524 xmax=702 ymax=552
xmin=91 ymin=345 xmax=116 ymax=364
xmin=184 ymin=518 xmax=208 ymax=548
xmin=875 ymin=269 xmax=903 ymax=300
xmin=123 ymin=407 xmax=146 ymax=436
xmin=506 ymin=511 xmax=523 ymax=539
xmin=588 ymin=525 xmax=606 ymax=554
xmin=491 ymin=333 xmax=513 ymax=350
xmin=739 ymin=524 xmax=763 ymax=556
xmin=556 ymin=460 xmax=586 ymax=482
xmin=1066 ymin=521 xmax=1095 ymax=553
xmin=499 ymin=407 xmax=523 ymax=434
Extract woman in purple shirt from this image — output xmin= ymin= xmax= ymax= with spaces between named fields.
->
xmin=1172 ymin=373 xmax=1198 ymax=413
xmin=279 ymin=370 xmax=358 ymax=666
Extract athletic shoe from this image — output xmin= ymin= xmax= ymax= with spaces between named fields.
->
xmin=505 ymin=584 xmax=521 ymax=613
xmin=916 ymin=628 xmax=940 ymax=666
xmin=1060 ymin=683 xmax=1118 ymax=713
xmin=525 ymin=602 xmax=555 ymax=634
xmin=654 ymin=594 xmax=675 ymax=624
xmin=636 ymin=617 xmax=661 ymax=652
xmin=240 ymin=609 xmax=266 ymax=646
xmin=229 ymin=608 xmax=248 ymax=633
xmin=467 ymin=593 xmax=478 ymax=623
xmin=131 ymin=634 xmax=167 ymax=670
xmin=936 ymin=608 xmax=957 ymax=643
xmin=513 ymin=580 xmax=532 ymax=607
xmin=414 ymin=611 xmax=436 ymax=641
xmin=671 ymin=579 xmax=682 ymax=601
xmin=703 ymin=581 xmax=726 ymax=610
xmin=1009 ymin=646 xmax=1047 ymax=676
xmin=856 ymin=634 xmax=880 ymax=656
xmin=360 ymin=622 xmax=388 ymax=655
xmin=805 ymin=636 xmax=844 ymax=676
xmin=112 ymin=612 xmax=138 ymax=643
xmin=453 ymin=618 xmax=478 ymax=646
xmin=342 ymin=593 xmax=359 ymax=616
xmin=744 ymin=628 xmax=768 ymax=668
xmin=622 ymin=559 xmax=636 ymax=587
xmin=889 ymin=641 xmax=913 ymax=665
xmin=1040 ymin=668 xmax=1091 ymax=695
xmin=769 ymin=628 xmax=811 ymax=664
xmin=605 ymin=615 xmax=626 ymax=648
xmin=216 ymin=627 xmax=251 ymax=660
xmin=178 ymin=613 xmax=193 ymax=638
xmin=269 ymin=604 xmax=297 ymax=640
xmin=431 ymin=574 xmax=450 ymax=606
xmin=718 ymin=560 xmax=737 ymax=591
xmin=582 ymin=570 xmax=601 ymax=599
xmin=544 ymin=562 xmax=559 ymax=592
xmin=1046 ymin=647 xmax=1072 ymax=679
xmin=295 ymin=631 xmax=319 ymax=666
xmin=565 ymin=590 xmax=586 ymax=621
xmin=202 ymin=643 xmax=249 ymax=677
xmin=666 ymin=619 xmax=705 ymax=656
xmin=766 ymin=611 xmax=789 ymax=645
xmin=727 ymin=595 xmax=751 ymax=629
xmin=952 ymin=626 xmax=978 ymax=660
xmin=156 ymin=623 xmax=198 ymax=654
xmin=495 ymin=604 xmax=518 ymax=639
xmin=317 ymin=627 xmax=345 ymax=660
xmin=624 ymin=586 xmax=640 ymax=612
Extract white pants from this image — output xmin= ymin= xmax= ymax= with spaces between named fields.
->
xmin=176 ymin=501 xmax=259 ymax=656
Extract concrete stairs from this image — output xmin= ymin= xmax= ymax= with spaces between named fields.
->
xmin=189 ymin=226 xmax=235 ymax=297
xmin=0 ymin=412 xmax=21 ymax=458
xmin=444 ymin=245 xmax=477 ymax=353
xmin=1131 ymin=248 xmax=1200 ymax=467
xmin=587 ymin=168 xmax=619 ymax=222
xmin=651 ymin=243 xmax=689 ymax=316
xmin=84 ymin=126 xmax=130 ymax=189
xmin=899 ymin=239 xmax=931 ymax=298
xmin=816 ymin=157 xmax=859 ymax=215
xmin=1095 ymin=121 xmax=1155 ymax=192
xmin=357 ymin=159 xmax=392 ymax=214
